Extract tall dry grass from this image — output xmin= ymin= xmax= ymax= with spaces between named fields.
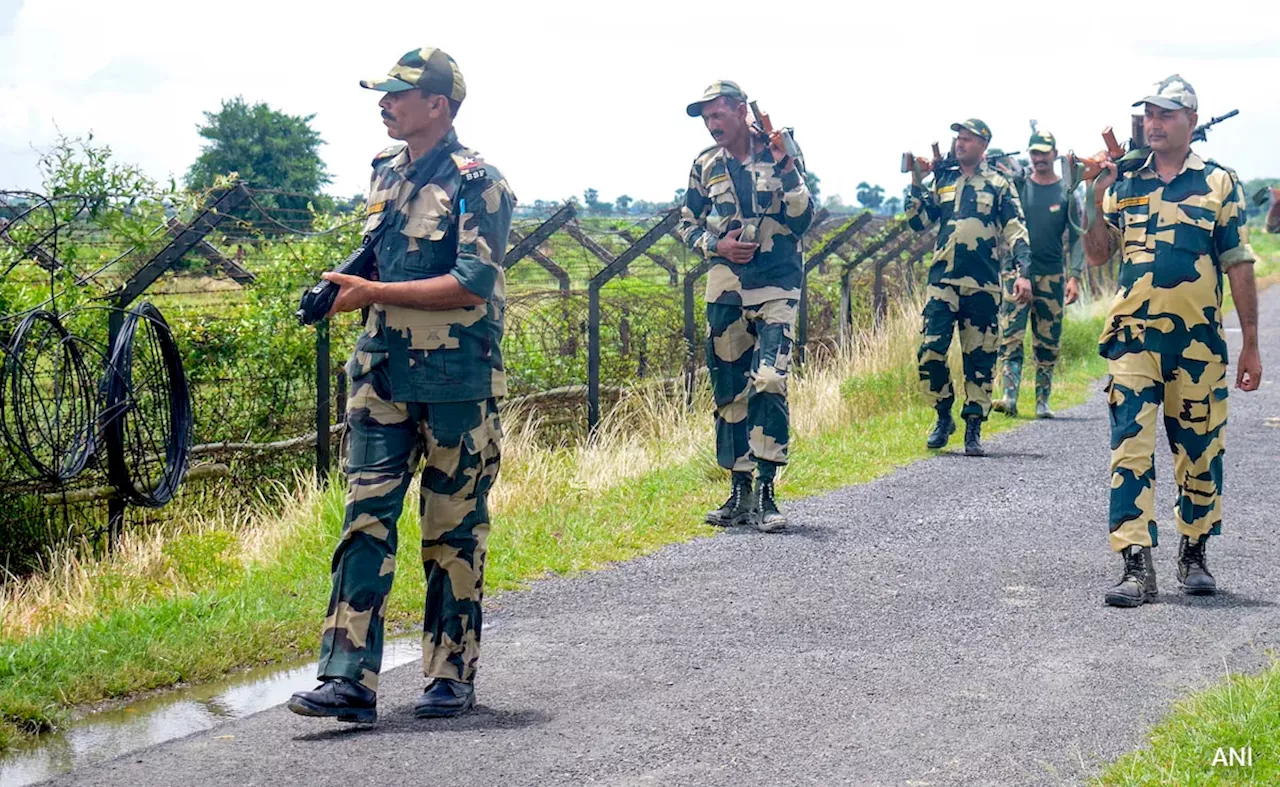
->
xmin=0 ymin=295 xmax=1011 ymax=642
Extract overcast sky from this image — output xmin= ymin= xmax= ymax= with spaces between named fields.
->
xmin=2 ymin=0 xmax=1277 ymax=207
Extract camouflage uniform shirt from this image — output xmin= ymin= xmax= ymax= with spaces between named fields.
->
xmin=1098 ymin=151 xmax=1254 ymax=365
xmin=349 ymin=129 xmax=516 ymax=402
xmin=906 ymin=162 xmax=1032 ymax=291
xmin=676 ymin=141 xmax=815 ymax=305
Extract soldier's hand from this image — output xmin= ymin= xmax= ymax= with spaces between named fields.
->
xmin=1014 ymin=276 xmax=1032 ymax=305
xmin=322 ymin=271 xmax=379 ymax=317
xmin=717 ymin=227 xmax=758 ymax=264
xmin=769 ymin=137 xmax=795 ymax=172
xmin=1092 ymin=156 xmax=1118 ymax=204
xmin=1271 ymin=186 xmax=1280 ymax=203
xmin=1236 ymin=345 xmax=1262 ymax=392
xmin=1065 ymin=276 xmax=1080 ymax=305
xmin=908 ymin=151 xmax=924 ymax=187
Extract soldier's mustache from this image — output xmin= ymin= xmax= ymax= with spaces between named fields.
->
xmin=711 ymin=129 xmax=724 ymax=139
xmin=381 ymin=111 xmax=395 ymax=121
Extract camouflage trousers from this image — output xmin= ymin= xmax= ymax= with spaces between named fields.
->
xmin=1107 ymin=350 xmax=1228 ymax=552
xmin=705 ymin=299 xmax=796 ymax=473
xmin=997 ymin=271 xmax=1064 ymax=404
xmin=917 ymin=284 xmax=1000 ymax=420
xmin=316 ymin=367 xmax=502 ymax=692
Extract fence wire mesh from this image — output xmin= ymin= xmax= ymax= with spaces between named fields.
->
xmin=1 ymin=185 xmax=934 ymax=570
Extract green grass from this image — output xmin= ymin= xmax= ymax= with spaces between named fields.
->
xmin=0 ymin=309 xmax=1110 ymax=752
xmin=1095 ymin=662 xmax=1280 ymax=786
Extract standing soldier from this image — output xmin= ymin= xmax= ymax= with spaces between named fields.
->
xmin=906 ymin=119 xmax=1033 ymax=456
xmin=677 ymin=80 xmax=815 ymax=533
xmin=992 ymin=129 xmax=1083 ymax=419
xmin=1266 ymin=186 xmax=1280 ymax=233
xmin=288 ymin=47 xmax=515 ymax=721
xmin=1083 ymin=75 xmax=1262 ymax=607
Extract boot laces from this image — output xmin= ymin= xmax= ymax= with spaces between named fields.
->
xmin=1122 ymin=548 xmax=1146 ymax=581
xmin=723 ymin=477 xmax=750 ymax=510
xmin=1183 ymin=537 xmax=1209 ymax=571
xmin=758 ymin=480 xmax=778 ymax=514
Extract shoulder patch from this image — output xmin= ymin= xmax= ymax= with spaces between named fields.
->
xmin=451 ymin=151 xmax=489 ymax=183
xmin=372 ymin=143 xmax=406 ymax=164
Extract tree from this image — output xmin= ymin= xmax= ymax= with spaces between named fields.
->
xmin=856 ymin=181 xmax=884 ymax=211
xmin=822 ymin=195 xmax=846 ymax=212
xmin=673 ymin=187 xmax=686 ymax=205
xmin=615 ymin=194 xmax=633 ymax=214
xmin=883 ymin=196 xmax=903 ymax=216
xmin=185 ymin=96 xmax=331 ymax=232
xmin=804 ymin=170 xmax=821 ymax=201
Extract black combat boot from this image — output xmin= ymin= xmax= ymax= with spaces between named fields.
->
xmin=287 ymin=677 xmax=377 ymax=723
xmin=1177 ymin=534 xmax=1217 ymax=595
xmin=1104 ymin=545 xmax=1157 ymax=608
xmin=963 ymin=416 xmax=985 ymax=456
xmin=706 ymin=472 xmax=754 ymax=527
xmin=926 ymin=411 xmax=955 ymax=449
xmin=414 ymin=678 xmax=475 ymax=718
xmin=755 ymin=478 xmax=787 ymax=533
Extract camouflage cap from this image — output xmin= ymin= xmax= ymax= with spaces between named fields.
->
xmin=360 ymin=47 xmax=466 ymax=102
xmin=1027 ymin=130 xmax=1056 ymax=153
xmin=1133 ymin=74 xmax=1197 ymax=112
xmin=686 ymin=80 xmax=748 ymax=117
xmin=950 ymin=118 xmax=992 ymax=143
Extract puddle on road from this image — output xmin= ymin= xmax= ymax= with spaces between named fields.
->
xmin=0 ymin=635 xmax=423 ymax=787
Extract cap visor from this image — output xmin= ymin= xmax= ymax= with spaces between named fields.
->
xmin=949 ymin=122 xmax=966 ymax=133
xmin=1133 ymin=96 xmax=1183 ymax=110
xmin=360 ymin=77 xmax=417 ymax=93
xmin=686 ymin=100 xmax=709 ymax=118
xmin=1028 ymin=144 xmax=1054 ymax=153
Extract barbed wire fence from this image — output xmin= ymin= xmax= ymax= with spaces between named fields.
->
xmin=0 ymin=183 xmax=933 ymax=571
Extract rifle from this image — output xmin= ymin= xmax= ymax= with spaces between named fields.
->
xmin=748 ymin=101 xmax=802 ymax=166
xmin=1067 ymin=108 xmax=1240 ymax=183
xmin=296 ymin=237 xmax=378 ymax=326
xmin=900 ymin=143 xmax=1021 ymax=179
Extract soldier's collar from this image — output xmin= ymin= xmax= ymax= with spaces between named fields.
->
xmin=1138 ymin=149 xmax=1204 ymax=178
xmin=397 ymin=128 xmax=461 ymax=173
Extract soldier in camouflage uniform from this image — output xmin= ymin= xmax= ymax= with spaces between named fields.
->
xmin=1084 ymin=75 xmax=1262 ymax=607
xmin=992 ymin=129 xmax=1083 ymax=419
xmin=906 ymin=119 xmax=1033 ymax=456
xmin=288 ymin=47 xmax=515 ymax=722
xmin=676 ymin=81 xmax=815 ymax=533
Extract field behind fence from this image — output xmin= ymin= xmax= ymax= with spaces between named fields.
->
xmin=0 ymin=183 xmax=935 ymax=572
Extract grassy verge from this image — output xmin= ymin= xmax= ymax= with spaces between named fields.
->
xmin=0 ymin=293 xmax=1111 ymax=751
xmin=1094 ymin=661 xmax=1280 ymax=786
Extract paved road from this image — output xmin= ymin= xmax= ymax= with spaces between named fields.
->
xmin=41 ymin=290 xmax=1280 ymax=786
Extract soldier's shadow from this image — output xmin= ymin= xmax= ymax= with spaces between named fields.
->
xmin=932 ymin=450 xmax=1049 ymax=460
xmin=292 ymin=706 xmax=551 ymax=742
xmin=718 ymin=521 xmax=835 ymax=542
xmin=1158 ymin=591 xmax=1278 ymax=609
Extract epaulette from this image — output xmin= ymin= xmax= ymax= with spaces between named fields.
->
xmin=371 ymin=143 xmax=406 ymax=165
xmin=694 ymin=143 xmax=723 ymax=164
xmin=1205 ymin=158 xmax=1240 ymax=184
xmin=451 ymin=150 xmax=490 ymax=183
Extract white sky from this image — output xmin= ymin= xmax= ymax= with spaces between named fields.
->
xmin=2 ymin=0 xmax=1277 ymax=206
